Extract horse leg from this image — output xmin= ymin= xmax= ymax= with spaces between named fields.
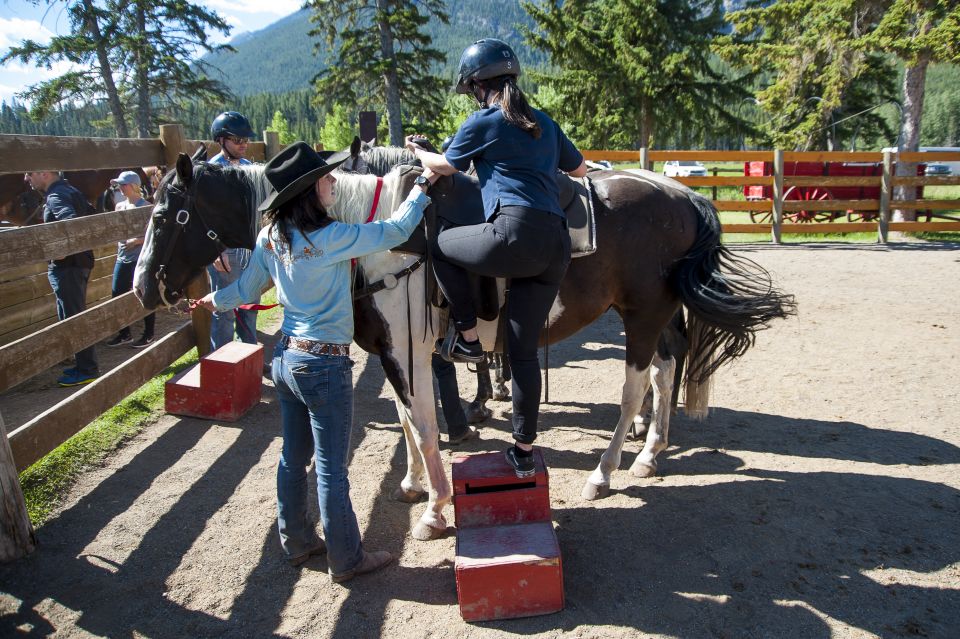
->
xmin=466 ymin=357 xmax=493 ymax=423
xmin=582 ymin=360 xmax=651 ymax=500
xmin=392 ymin=397 xmax=427 ymax=503
xmin=492 ymin=353 xmax=510 ymax=401
xmin=628 ymin=353 xmax=676 ymax=478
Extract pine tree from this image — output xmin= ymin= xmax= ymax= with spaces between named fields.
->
xmin=521 ymin=0 xmax=750 ymax=149
xmin=305 ymin=0 xmax=449 ymax=146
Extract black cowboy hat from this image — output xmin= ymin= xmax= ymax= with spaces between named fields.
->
xmin=258 ymin=142 xmax=349 ymax=212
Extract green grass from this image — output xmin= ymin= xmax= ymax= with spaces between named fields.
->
xmin=19 ymin=290 xmax=283 ymax=527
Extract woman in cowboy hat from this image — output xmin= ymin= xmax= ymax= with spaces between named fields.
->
xmin=198 ymin=141 xmax=438 ymax=582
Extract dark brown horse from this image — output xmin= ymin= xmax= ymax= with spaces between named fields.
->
xmin=133 ymin=155 xmax=795 ymax=540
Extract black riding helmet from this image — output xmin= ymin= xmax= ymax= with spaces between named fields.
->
xmin=454 ymin=39 xmax=520 ymax=94
xmin=210 ymin=111 xmax=255 ymax=140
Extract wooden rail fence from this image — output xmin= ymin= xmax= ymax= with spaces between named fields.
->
xmin=581 ymin=148 xmax=960 ymax=243
xmin=0 ymin=126 xmax=284 ymax=561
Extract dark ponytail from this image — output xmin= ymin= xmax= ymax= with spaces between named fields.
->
xmin=265 ymin=186 xmax=330 ymax=254
xmin=480 ymin=76 xmax=541 ymax=139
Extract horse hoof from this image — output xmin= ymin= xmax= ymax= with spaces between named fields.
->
xmin=492 ymin=387 xmax=510 ymax=401
xmin=629 ymin=462 xmax=657 ymax=478
xmin=466 ymin=405 xmax=492 ymax=424
xmin=581 ymin=481 xmax=610 ymax=501
xmin=391 ymin=487 xmax=426 ymax=503
xmin=411 ymin=521 xmax=448 ymax=541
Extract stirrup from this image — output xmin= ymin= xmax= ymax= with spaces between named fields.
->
xmin=437 ymin=324 xmax=457 ymax=363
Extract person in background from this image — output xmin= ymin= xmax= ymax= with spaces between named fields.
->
xmin=25 ymin=170 xmax=100 ymax=386
xmin=406 ymin=38 xmax=587 ymax=478
xmin=207 ymin=110 xmax=260 ymax=351
xmin=197 ymin=142 xmax=438 ymax=582
xmin=105 ymin=171 xmax=155 ymax=348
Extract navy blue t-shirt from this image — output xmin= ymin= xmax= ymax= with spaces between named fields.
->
xmin=444 ymin=106 xmax=583 ymax=219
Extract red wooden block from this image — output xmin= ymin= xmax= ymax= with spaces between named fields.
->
xmin=452 ymin=450 xmax=550 ymax=528
xmin=165 ymin=342 xmax=263 ymax=421
xmin=455 ymin=521 xmax=564 ymax=622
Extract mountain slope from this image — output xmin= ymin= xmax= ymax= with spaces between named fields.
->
xmin=201 ymin=1 xmax=544 ymax=97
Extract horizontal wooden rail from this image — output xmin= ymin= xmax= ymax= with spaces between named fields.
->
xmin=713 ymin=200 xmax=773 ymax=211
xmin=674 ymin=176 xmax=774 ymax=187
xmin=783 ymin=151 xmax=882 ymax=162
xmin=648 ymin=150 xmax=771 ymax=162
xmin=783 ymin=199 xmax=880 ymax=212
xmin=0 ymin=291 xmax=154 ymax=394
xmin=899 ymin=151 xmax=960 ymax=162
xmin=892 ymin=176 xmax=960 ymax=187
xmin=721 ymin=221 xmax=960 ymax=234
xmin=784 ymin=176 xmax=882 ymax=187
xmin=889 ymin=221 xmax=960 ymax=231
xmin=722 ymin=223 xmax=770 ymax=234
xmin=1 ymin=276 xmax=111 ymax=338
xmin=0 ymin=134 xmax=165 ymax=173
xmin=0 ymin=253 xmax=115 ymax=308
xmin=7 ymin=320 xmax=195 ymax=472
xmin=891 ymin=200 xmax=959 ymax=210
xmin=0 ymin=205 xmax=151 ymax=271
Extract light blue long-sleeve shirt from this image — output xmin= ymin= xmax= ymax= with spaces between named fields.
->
xmin=212 ymin=188 xmax=429 ymax=344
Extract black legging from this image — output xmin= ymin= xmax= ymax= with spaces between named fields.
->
xmin=431 ymin=205 xmax=571 ymax=444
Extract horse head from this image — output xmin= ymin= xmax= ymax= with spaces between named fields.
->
xmin=0 ymin=174 xmax=44 ymax=226
xmin=134 ymin=147 xmax=264 ymax=310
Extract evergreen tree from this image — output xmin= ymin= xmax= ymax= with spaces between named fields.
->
xmin=305 ymin=0 xmax=449 ymax=146
xmin=320 ymin=104 xmax=357 ymax=150
xmin=521 ymin=0 xmax=750 ymax=149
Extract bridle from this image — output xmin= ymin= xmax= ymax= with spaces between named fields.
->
xmin=153 ymin=170 xmax=229 ymax=307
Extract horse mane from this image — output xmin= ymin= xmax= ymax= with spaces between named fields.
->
xmin=328 ymin=168 xmax=402 ymax=226
xmin=358 ymin=146 xmax=417 ymax=177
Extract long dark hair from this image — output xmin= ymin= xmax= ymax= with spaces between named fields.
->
xmin=265 ymin=185 xmax=330 ymax=254
xmin=476 ymin=75 xmax=541 ymax=139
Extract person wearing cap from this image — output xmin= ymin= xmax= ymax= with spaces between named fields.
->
xmin=25 ymin=170 xmax=100 ymax=386
xmin=196 ymin=142 xmax=439 ymax=582
xmin=207 ymin=111 xmax=260 ymax=351
xmin=405 ymin=38 xmax=587 ymax=479
xmin=106 ymin=171 xmax=155 ymax=348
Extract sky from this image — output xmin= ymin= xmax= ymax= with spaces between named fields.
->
xmin=0 ymin=0 xmax=301 ymax=105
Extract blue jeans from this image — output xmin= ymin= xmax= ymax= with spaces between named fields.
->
xmin=208 ymin=248 xmax=258 ymax=350
xmin=432 ymin=354 xmax=468 ymax=437
xmin=112 ymin=259 xmax=155 ymax=339
xmin=48 ymin=264 xmax=99 ymax=375
xmin=272 ymin=342 xmax=362 ymax=574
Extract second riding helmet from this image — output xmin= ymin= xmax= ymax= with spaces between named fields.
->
xmin=210 ymin=111 xmax=255 ymax=140
xmin=454 ymin=39 xmax=521 ymax=94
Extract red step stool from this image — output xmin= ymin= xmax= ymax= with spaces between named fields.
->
xmin=165 ymin=342 xmax=263 ymax=421
xmin=452 ymin=450 xmax=564 ymax=622
xmin=452 ymin=449 xmax=551 ymax=528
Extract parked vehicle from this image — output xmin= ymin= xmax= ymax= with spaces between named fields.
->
xmin=924 ymin=162 xmax=952 ymax=176
xmin=663 ymin=160 xmax=707 ymax=177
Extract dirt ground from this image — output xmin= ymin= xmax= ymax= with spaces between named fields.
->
xmin=2 ymin=242 xmax=959 ymax=639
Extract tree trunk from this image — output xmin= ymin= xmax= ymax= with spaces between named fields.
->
xmin=134 ymin=1 xmax=151 ymax=137
xmin=1 ymin=410 xmax=36 ymax=562
xmin=893 ymin=57 xmax=930 ymax=223
xmin=83 ymin=0 xmax=128 ymax=138
xmin=376 ymin=0 xmax=405 ymax=147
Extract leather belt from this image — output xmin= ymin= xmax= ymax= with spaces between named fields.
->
xmin=283 ymin=336 xmax=350 ymax=357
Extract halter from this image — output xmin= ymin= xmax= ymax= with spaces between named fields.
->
xmin=153 ymin=171 xmax=229 ymax=307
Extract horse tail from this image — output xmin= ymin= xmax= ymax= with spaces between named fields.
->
xmin=671 ymin=193 xmax=796 ymax=393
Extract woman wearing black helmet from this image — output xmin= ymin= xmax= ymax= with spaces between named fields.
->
xmin=406 ymin=38 xmax=587 ymax=478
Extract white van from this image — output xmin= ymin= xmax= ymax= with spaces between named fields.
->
xmin=882 ymin=146 xmax=960 ymax=175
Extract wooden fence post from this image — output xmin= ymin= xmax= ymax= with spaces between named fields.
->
xmin=159 ymin=124 xmax=212 ymax=355
xmin=879 ymin=149 xmax=893 ymax=244
xmin=0 ymin=410 xmax=36 ymax=562
xmin=264 ymin=130 xmax=281 ymax=161
xmin=772 ymin=149 xmax=784 ymax=244
xmin=639 ymin=147 xmax=650 ymax=171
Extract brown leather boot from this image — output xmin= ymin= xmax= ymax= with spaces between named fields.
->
xmin=330 ymin=550 xmax=394 ymax=583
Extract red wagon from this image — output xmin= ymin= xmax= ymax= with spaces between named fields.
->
xmin=743 ymin=160 xmax=926 ymax=223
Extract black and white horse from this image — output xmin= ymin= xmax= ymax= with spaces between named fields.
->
xmin=134 ymin=153 xmax=794 ymax=539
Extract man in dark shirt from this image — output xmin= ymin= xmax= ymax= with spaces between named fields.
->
xmin=25 ymin=170 xmax=100 ymax=386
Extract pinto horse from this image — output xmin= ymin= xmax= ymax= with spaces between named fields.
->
xmin=134 ymin=153 xmax=794 ymax=540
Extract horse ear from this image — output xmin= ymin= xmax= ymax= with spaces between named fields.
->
xmin=350 ymin=136 xmax=361 ymax=157
xmin=176 ymin=153 xmax=194 ymax=186
xmin=191 ymin=144 xmax=208 ymax=163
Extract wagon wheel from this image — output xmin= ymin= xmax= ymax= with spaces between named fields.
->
xmin=847 ymin=210 xmax=879 ymax=222
xmin=749 ymin=202 xmax=772 ymax=224
xmin=784 ymin=186 xmax=837 ymax=223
